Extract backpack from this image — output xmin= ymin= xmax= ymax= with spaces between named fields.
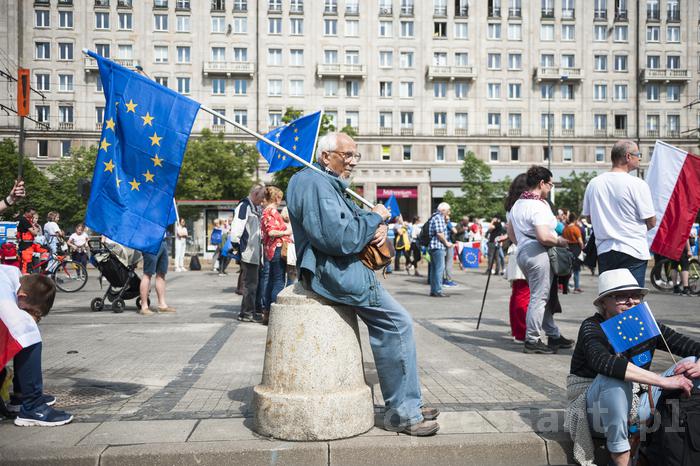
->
xmin=640 ymin=388 xmax=700 ymax=466
xmin=189 ymin=254 xmax=201 ymax=271
xmin=210 ymin=228 xmax=222 ymax=246
xmin=418 ymin=215 xmax=437 ymax=247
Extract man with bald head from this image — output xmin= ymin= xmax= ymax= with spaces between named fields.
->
xmin=286 ymin=132 xmax=439 ymax=436
xmin=582 ymin=140 xmax=656 ymax=286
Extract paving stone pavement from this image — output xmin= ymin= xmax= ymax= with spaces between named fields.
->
xmin=2 ymin=259 xmax=698 ymax=464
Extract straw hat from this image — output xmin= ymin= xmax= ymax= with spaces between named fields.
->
xmin=593 ymin=269 xmax=649 ymax=307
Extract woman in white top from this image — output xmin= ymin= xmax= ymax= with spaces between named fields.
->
xmin=506 ymin=166 xmax=574 ymax=355
xmin=67 ymin=223 xmax=90 ymax=267
xmin=174 ymin=218 xmax=188 ymax=272
xmin=43 ymin=211 xmax=64 ymax=255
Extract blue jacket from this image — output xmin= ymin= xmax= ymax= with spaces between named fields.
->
xmin=287 ymin=164 xmax=384 ymax=307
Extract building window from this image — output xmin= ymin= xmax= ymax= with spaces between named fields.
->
xmin=647 ymin=26 xmax=660 ymax=42
xmin=489 ymin=146 xmax=499 ymax=162
xmin=508 ymin=83 xmax=521 ymax=99
xmin=594 ymin=83 xmax=607 ymax=101
xmin=233 ymin=47 xmax=248 ymax=62
xmin=96 ymin=106 xmax=104 ymax=125
xmin=212 ymin=78 xmax=225 ymax=95
xmin=454 ymin=22 xmax=468 ymax=39
xmin=345 ymin=50 xmax=359 ymax=65
xmin=541 ymin=113 xmax=553 ymax=131
xmin=508 ymin=53 xmax=522 ymax=70
xmin=58 ymin=105 xmax=73 ymax=123
xmin=37 ymin=140 xmax=49 ymax=158
xmin=58 ymin=43 xmax=73 ymax=61
xmin=269 ymin=18 xmax=282 ymax=34
xmin=176 ymin=15 xmax=191 ymax=32
xmin=323 ymin=79 xmax=338 ymax=97
xmin=324 ymin=19 xmax=337 ymax=36
xmin=487 ymin=112 xmax=501 ymax=128
xmin=233 ymin=16 xmax=247 ymax=33
xmin=345 ymin=19 xmax=359 ymax=37
xmin=35 ymin=73 xmax=50 ymax=91
xmin=290 ymin=17 xmax=303 ymax=35
xmin=667 ymin=84 xmax=680 ymax=102
xmin=540 ymin=24 xmax=554 ymax=41
xmin=594 ymin=25 xmax=607 ymax=41
xmin=400 ymin=51 xmax=414 ymax=68
xmin=379 ymin=20 xmax=393 ymax=37
xmin=154 ymin=46 xmax=168 ymax=63
xmin=613 ymin=84 xmax=628 ymax=101
xmin=646 ymin=114 xmax=660 ymax=133
xmin=177 ymin=77 xmax=190 ymax=94
xmin=434 ymin=22 xmax=447 ymax=38
xmin=400 ymin=111 xmax=413 ymax=128
xmin=268 ymin=111 xmax=282 ymax=128
xmin=211 ymin=16 xmax=225 ymax=33
xmin=595 ymin=146 xmax=606 ymax=162
xmin=403 ymin=145 xmax=412 ymax=161
xmin=667 ymin=26 xmax=680 ymax=43
xmin=455 ymin=81 xmax=469 ymax=99
xmin=400 ymin=20 xmax=415 ymax=38
xmin=561 ymin=83 xmax=574 ymax=100
xmin=118 ymin=13 xmax=132 ymax=30
xmin=455 ymin=112 xmax=468 ymax=131
xmin=487 ymin=82 xmax=501 ymax=99
xmin=154 ymin=14 xmax=168 ymax=31
xmin=234 ymin=79 xmax=247 ymax=95
xmin=288 ymin=79 xmax=303 ymax=97
xmin=614 ymin=55 xmax=628 ymax=71
xmin=487 ymin=23 xmax=501 ymax=39
xmin=646 ymin=84 xmax=660 ymax=101
xmin=381 ymin=145 xmax=391 ymax=161
xmin=400 ymin=81 xmax=414 ymax=98
xmin=177 ymin=46 xmax=191 ymax=63
xmin=508 ymin=23 xmax=522 ymax=40
xmin=434 ymin=112 xmax=447 ymax=129
xmin=155 ymin=76 xmax=168 ymax=88
xmin=457 ymin=145 xmax=466 ymax=161
xmin=379 ymin=50 xmax=393 ymax=67
xmin=380 ymin=81 xmax=393 ymax=97
xmin=95 ymin=12 xmax=110 ymax=29
xmin=509 ymin=113 xmax=521 ymax=130
xmin=433 ymin=81 xmax=446 ymax=98
xmin=435 ymin=145 xmax=445 ymax=161
xmin=323 ymin=49 xmax=338 ymax=64
xmin=35 ymin=10 xmax=50 ymax=28
xmin=667 ymin=55 xmax=681 ymax=69
xmin=60 ymin=140 xmax=71 ymax=158
xmin=594 ymin=114 xmax=607 ymax=131
xmin=212 ymin=109 xmax=226 ymax=127
xmin=234 ymin=109 xmax=248 ymax=126
xmin=267 ymin=48 xmax=282 ymax=66
xmin=58 ymin=11 xmax=73 ymax=29
xmin=487 ymin=53 xmax=502 ymax=69
xmin=35 ymin=42 xmax=50 ymax=60
xmin=345 ymin=111 xmax=359 ymax=130
xmin=562 ymin=114 xmax=575 ymax=130
xmin=268 ymin=79 xmax=283 ymax=96
xmin=594 ymin=54 xmax=607 ymax=71
xmin=614 ymin=114 xmax=627 ymax=131
xmin=36 ymin=105 xmax=50 ymax=123
xmin=379 ymin=111 xmax=392 ymax=129
xmin=613 ymin=25 xmax=628 ymax=42
xmin=563 ymin=146 xmax=573 ymax=162
xmin=541 ymin=83 xmax=554 ymax=100
xmin=562 ymin=24 xmax=575 ymax=41
xmin=510 ymin=147 xmax=520 ymax=162
xmin=58 ymin=74 xmax=74 ymax=92
xmin=290 ymin=49 xmax=304 ymax=66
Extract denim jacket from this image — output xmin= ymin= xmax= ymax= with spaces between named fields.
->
xmin=287 ymin=164 xmax=383 ymax=307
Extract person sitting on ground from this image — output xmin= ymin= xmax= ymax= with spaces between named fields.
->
xmin=566 ymin=268 xmax=700 ymax=466
xmin=0 ymin=264 xmax=72 ymax=426
xmin=287 ymin=132 xmax=439 ymax=436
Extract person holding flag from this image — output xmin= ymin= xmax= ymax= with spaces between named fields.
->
xmin=566 ymin=269 xmax=700 ymax=466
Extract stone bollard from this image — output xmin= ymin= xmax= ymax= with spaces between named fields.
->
xmin=253 ymin=282 xmax=374 ymax=441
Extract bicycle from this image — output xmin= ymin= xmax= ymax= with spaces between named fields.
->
xmin=650 ymin=256 xmax=700 ymax=293
xmin=23 ymin=241 xmax=88 ymax=293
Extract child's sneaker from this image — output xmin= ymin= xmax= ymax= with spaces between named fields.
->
xmin=7 ymin=394 xmax=56 ymax=414
xmin=14 ymin=403 xmax=73 ymax=427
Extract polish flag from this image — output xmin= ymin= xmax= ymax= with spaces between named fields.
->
xmin=646 ymin=141 xmax=700 ymax=261
xmin=1 ymin=265 xmax=41 ymax=368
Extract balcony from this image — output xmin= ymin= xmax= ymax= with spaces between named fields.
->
xmin=434 ymin=128 xmax=447 ymax=136
xmin=268 ymin=4 xmax=282 ymax=13
xmin=400 ymin=127 xmax=413 ymax=136
xmin=541 ymin=128 xmax=553 ymax=137
xmin=324 ymin=4 xmax=338 ymax=15
xmin=345 ymin=5 xmax=358 ymax=15
xmin=455 ymin=6 xmax=468 ymax=17
xmin=647 ymin=8 xmax=660 ymax=21
xmin=153 ymin=0 xmax=168 ymax=9
xmin=202 ymin=61 xmax=255 ymax=77
xmin=594 ymin=9 xmax=607 ymax=20
xmin=175 ymin=0 xmax=190 ymax=11
xmin=316 ymin=63 xmax=366 ymax=79
xmin=58 ymin=122 xmax=74 ymax=130
xmin=541 ymin=8 xmax=554 ymax=19
xmin=35 ymin=121 xmax=50 ymax=130
xmin=95 ymin=122 xmax=103 ymax=131
xmin=94 ymin=0 xmax=110 ymax=7
xmin=614 ymin=129 xmax=627 ymax=137
xmin=561 ymin=128 xmax=575 ymax=137
xmin=455 ymin=128 xmax=468 ymax=136
xmin=290 ymin=4 xmax=303 ymax=14
xmin=641 ymin=68 xmax=690 ymax=82
xmin=594 ymin=129 xmax=607 ymax=137
xmin=647 ymin=129 xmax=660 ymax=138
xmin=488 ymin=128 xmax=501 ymax=137
xmin=379 ymin=127 xmax=393 ymax=136
xmin=508 ymin=128 xmax=521 ymax=137
xmin=534 ymin=67 xmax=583 ymax=82
xmin=118 ymin=0 xmax=133 ymax=7
xmin=614 ymin=9 xmax=628 ymax=21
xmin=561 ymin=8 xmax=574 ymax=20
xmin=667 ymin=129 xmax=680 ymax=138
xmin=426 ymin=65 xmax=476 ymax=81
xmin=212 ymin=124 xmax=226 ymax=133
xmin=667 ymin=10 xmax=680 ymax=22
xmin=84 ymin=57 xmax=140 ymax=71
xmin=379 ymin=5 xmax=392 ymax=16
xmin=508 ymin=8 xmax=521 ymax=19
xmin=433 ymin=6 xmax=447 ymax=17
xmin=488 ymin=8 xmax=501 ymax=19
xmin=400 ymin=6 xmax=414 ymax=16
xmin=232 ymin=3 xmax=246 ymax=12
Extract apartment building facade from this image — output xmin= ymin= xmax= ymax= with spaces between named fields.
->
xmin=1 ymin=0 xmax=699 ymax=219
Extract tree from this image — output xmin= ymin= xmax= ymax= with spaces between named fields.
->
xmin=457 ymin=151 xmax=502 ymax=218
xmin=176 ymin=129 xmax=258 ymax=219
xmin=555 ymin=170 xmax=598 ymax=214
xmin=0 ymin=138 xmax=50 ymax=220
xmin=340 ymin=124 xmax=358 ymax=138
xmin=44 ymin=145 xmax=97 ymax=226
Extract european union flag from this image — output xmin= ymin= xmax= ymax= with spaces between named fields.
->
xmin=85 ymin=51 xmax=200 ymax=254
xmin=384 ymin=194 xmax=401 ymax=220
xmin=256 ymin=111 xmax=322 ymax=173
xmin=460 ymin=247 xmax=480 ymax=268
xmin=601 ymin=302 xmax=662 ymax=354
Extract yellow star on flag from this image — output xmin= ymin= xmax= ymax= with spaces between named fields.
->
xmin=100 ymin=138 xmax=111 ymax=152
xmin=294 ymin=136 xmax=299 ymax=142
xmin=125 ymin=99 xmax=138 ymax=113
xmin=105 ymin=118 xmax=115 ymax=131
xmin=129 ymin=178 xmax=141 ymax=191
xmin=149 ymin=132 xmax=162 ymax=146
xmin=151 ymin=154 xmax=163 ymax=167
xmin=292 ymin=145 xmax=297 ymax=151
xmin=103 ymin=159 xmax=115 ymax=172
xmin=141 ymin=112 xmax=154 ymax=126
xmin=143 ymin=170 xmax=155 ymax=182
xmin=294 ymin=128 xmax=298 ymax=133
xmin=116 ymin=176 xmax=122 ymax=187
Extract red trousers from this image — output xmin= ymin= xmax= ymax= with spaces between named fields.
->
xmin=509 ymin=279 xmax=530 ymax=341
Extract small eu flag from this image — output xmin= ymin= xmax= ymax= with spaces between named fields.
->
xmin=460 ymin=247 xmax=480 ymax=268
xmin=85 ymin=51 xmax=200 ymax=254
xmin=600 ymin=302 xmax=662 ymax=354
xmin=256 ymin=111 xmax=322 ymax=173
xmin=385 ymin=194 xmax=401 ymax=220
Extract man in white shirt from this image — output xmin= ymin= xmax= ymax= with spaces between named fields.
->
xmin=582 ymin=140 xmax=656 ymax=287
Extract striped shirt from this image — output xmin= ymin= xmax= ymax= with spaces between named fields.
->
xmin=570 ymin=312 xmax=700 ymax=380
xmin=428 ymin=213 xmax=447 ymax=250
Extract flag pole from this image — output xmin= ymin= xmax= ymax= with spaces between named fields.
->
xmin=199 ymin=105 xmax=375 ymax=209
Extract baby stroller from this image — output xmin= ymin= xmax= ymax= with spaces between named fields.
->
xmin=88 ymin=238 xmax=146 ymax=313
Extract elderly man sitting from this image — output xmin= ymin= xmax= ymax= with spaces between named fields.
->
xmin=566 ymin=269 xmax=700 ymax=466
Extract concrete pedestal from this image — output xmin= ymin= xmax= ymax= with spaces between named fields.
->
xmin=253 ymin=283 xmax=374 ymax=441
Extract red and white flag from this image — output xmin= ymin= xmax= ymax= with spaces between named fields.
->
xmin=1 ymin=265 xmax=41 ymax=368
xmin=646 ymin=141 xmax=700 ymax=260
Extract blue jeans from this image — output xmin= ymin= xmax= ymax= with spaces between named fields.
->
xmin=429 ymin=248 xmax=445 ymax=295
xmin=597 ymin=250 xmax=648 ymax=287
xmin=586 ymin=356 xmax=699 ymax=453
xmin=262 ymin=246 xmax=285 ymax=310
xmin=354 ymin=288 xmax=423 ymax=427
xmin=11 ymin=342 xmax=44 ymax=411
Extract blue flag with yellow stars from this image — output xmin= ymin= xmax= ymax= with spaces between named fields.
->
xmin=600 ymin=302 xmax=662 ymax=354
xmin=256 ymin=111 xmax=322 ymax=173
xmin=85 ymin=51 xmax=200 ymax=254
xmin=384 ymin=194 xmax=401 ymax=220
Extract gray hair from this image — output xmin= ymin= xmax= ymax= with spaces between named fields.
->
xmin=611 ymin=139 xmax=636 ymax=165
xmin=437 ymin=202 xmax=451 ymax=212
xmin=316 ymin=133 xmax=339 ymax=165
xmin=249 ymin=182 xmax=265 ymax=194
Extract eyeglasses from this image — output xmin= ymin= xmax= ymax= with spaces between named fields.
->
xmin=607 ymin=292 xmax=644 ymax=304
xmin=328 ymin=150 xmax=362 ymax=162
xmin=628 ymin=152 xmax=642 ymax=159
xmin=543 ymin=180 xmax=554 ymax=187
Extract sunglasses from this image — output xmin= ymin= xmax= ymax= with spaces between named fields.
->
xmin=607 ymin=292 xmax=644 ymax=304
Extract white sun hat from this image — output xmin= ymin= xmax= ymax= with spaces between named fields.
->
xmin=594 ymin=269 xmax=649 ymax=307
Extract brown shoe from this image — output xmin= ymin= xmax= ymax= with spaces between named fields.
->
xmin=421 ymin=406 xmax=440 ymax=421
xmin=138 ymin=308 xmax=154 ymax=316
xmin=402 ymin=420 xmax=439 ymax=436
xmin=157 ymin=306 xmax=176 ymax=313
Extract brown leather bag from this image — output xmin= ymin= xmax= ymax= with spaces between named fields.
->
xmin=359 ymin=240 xmax=395 ymax=271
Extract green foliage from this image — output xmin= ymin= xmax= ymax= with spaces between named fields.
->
xmin=176 ymin=129 xmax=258 ymax=219
xmin=45 ymin=145 xmax=97 ymax=226
xmin=340 ymin=124 xmax=358 ymax=138
xmin=0 ymin=138 xmax=50 ymax=220
xmin=554 ymin=170 xmax=598 ymax=214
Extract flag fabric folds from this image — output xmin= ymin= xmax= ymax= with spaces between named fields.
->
xmin=459 ymin=245 xmax=481 ymax=268
xmin=600 ymin=302 xmax=661 ymax=354
xmin=85 ymin=51 xmax=200 ymax=254
xmin=384 ymin=194 xmax=401 ymax=220
xmin=646 ymin=141 xmax=700 ymax=260
xmin=256 ymin=111 xmax=322 ymax=173
xmin=1 ymin=265 xmax=41 ymax=368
